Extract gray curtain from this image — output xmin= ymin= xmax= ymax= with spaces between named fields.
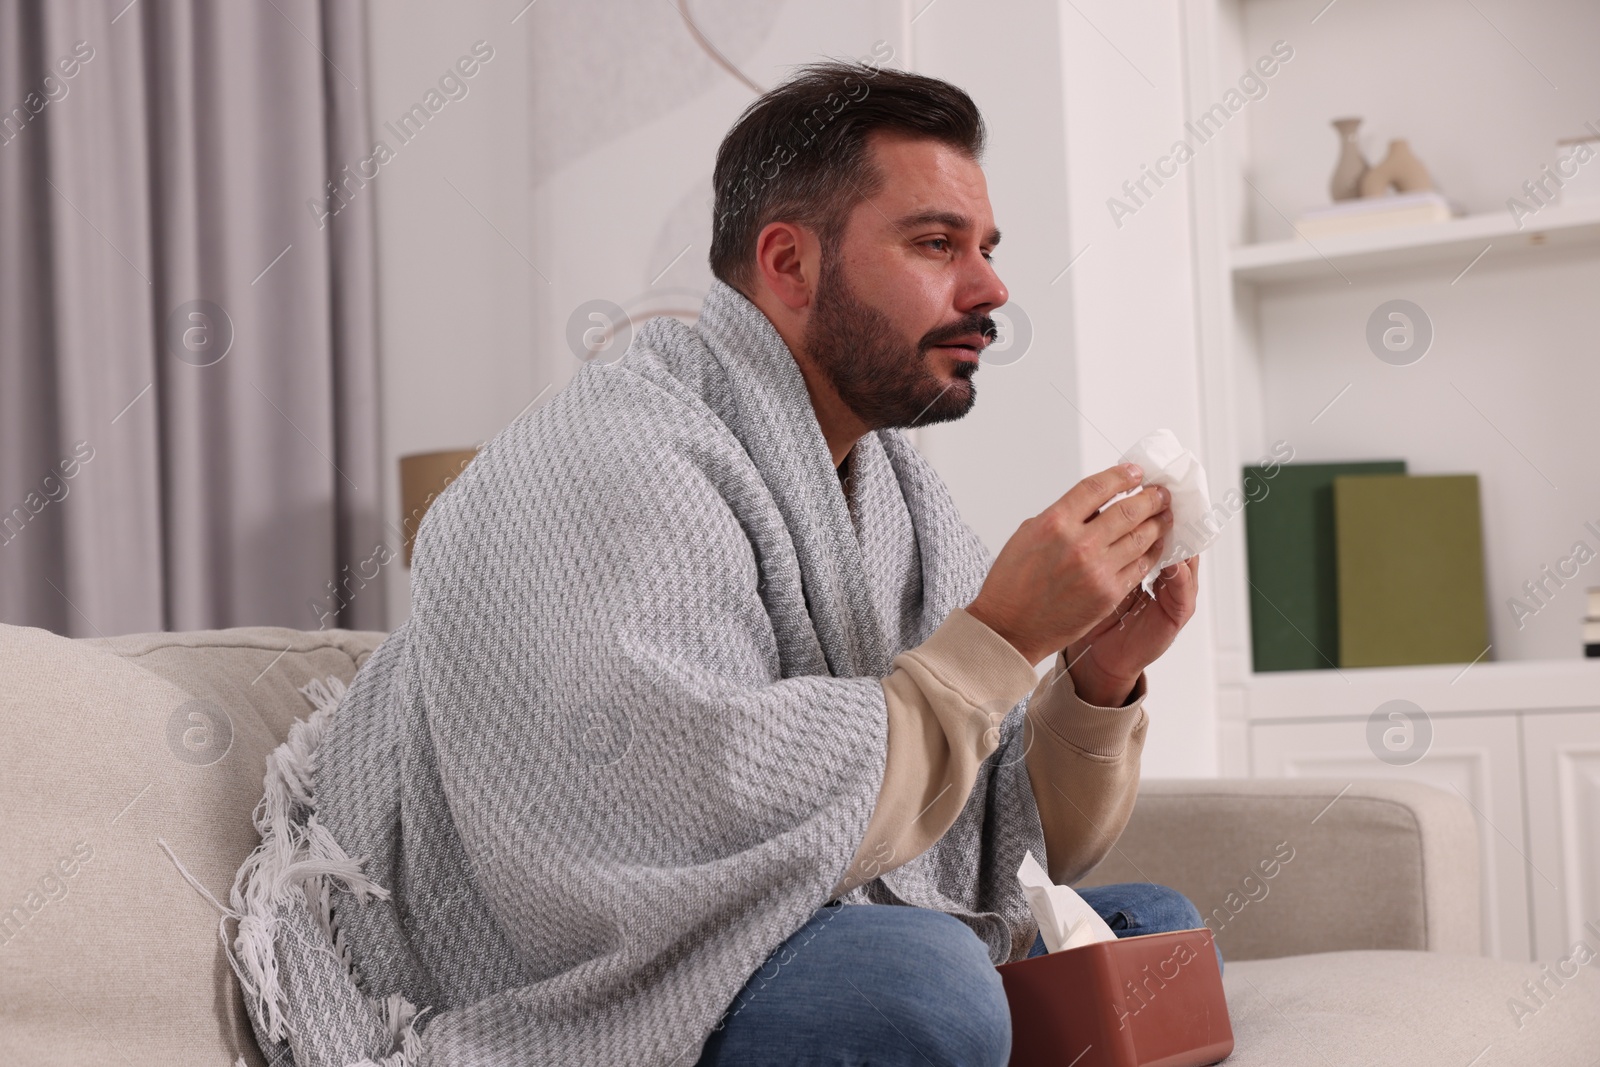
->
xmin=0 ymin=0 xmax=385 ymax=635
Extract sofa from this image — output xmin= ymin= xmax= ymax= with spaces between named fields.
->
xmin=2 ymin=621 xmax=1596 ymax=1065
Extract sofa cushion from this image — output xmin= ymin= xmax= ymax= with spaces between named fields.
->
xmin=1080 ymin=779 xmax=1482 ymax=961
xmin=0 ymin=624 xmax=385 ymax=1067
xmin=1221 ymin=949 xmax=1600 ymax=1065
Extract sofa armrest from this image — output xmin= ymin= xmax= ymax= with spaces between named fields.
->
xmin=1075 ymin=778 xmax=1480 ymax=961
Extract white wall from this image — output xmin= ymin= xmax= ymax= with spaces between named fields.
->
xmin=364 ymin=0 xmax=538 ymax=628
xmin=910 ymin=0 xmax=1083 ymax=562
xmin=1066 ymin=0 xmax=1218 ymax=778
xmin=920 ymin=0 xmax=1220 ymax=776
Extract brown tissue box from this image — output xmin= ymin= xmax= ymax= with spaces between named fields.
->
xmin=997 ymin=927 xmax=1232 ymax=1067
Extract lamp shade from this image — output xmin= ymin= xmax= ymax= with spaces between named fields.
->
xmin=398 ymin=448 xmax=479 ymax=567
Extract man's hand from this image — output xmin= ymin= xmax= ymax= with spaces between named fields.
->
xmin=1064 ymin=554 xmax=1199 ymax=706
xmin=964 ymin=462 xmax=1198 ymax=698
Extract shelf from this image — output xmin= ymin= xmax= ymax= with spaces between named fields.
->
xmin=1242 ymin=656 xmax=1600 ymax=722
xmin=1230 ymin=200 xmax=1600 ymax=285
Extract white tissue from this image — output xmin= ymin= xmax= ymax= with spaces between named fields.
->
xmin=1101 ymin=428 xmax=1214 ymax=599
xmin=1017 ymin=850 xmax=1118 ymax=953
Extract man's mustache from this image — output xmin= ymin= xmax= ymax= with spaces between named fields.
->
xmin=920 ymin=314 xmax=999 ymax=352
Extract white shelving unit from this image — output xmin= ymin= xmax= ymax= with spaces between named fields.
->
xmin=1181 ymin=0 xmax=1600 ymax=961
xmin=1241 ymin=657 xmax=1600 ymax=722
xmin=1231 ymin=200 xmax=1600 ymax=284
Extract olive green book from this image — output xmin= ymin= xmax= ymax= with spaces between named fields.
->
xmin=1243 ymin=460 xmax=1407 ymax=672
xmin=1333 ymin=473 xmax=1490 ymax=668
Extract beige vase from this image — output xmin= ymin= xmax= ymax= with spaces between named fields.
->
xmin=1329 ymin=117 xmax=1368 ymax=201
xmin=1360 ymin=138 xmax=1435 ymax=196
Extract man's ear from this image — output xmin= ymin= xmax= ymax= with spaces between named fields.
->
xmin=752 ymin=220 xmax=819 ymax=312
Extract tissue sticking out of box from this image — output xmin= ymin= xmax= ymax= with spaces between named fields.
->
xmin=1099 ymin=428 xmax=1215 ymax=600
xmin=1018 ymin=850 xmax=1118 ymax=953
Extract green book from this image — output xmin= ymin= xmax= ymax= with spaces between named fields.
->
xmin=1333 ymin=473 xmax=1490 ymax=668
xmin=1242 ymin=460 xmax=1407 ymax=672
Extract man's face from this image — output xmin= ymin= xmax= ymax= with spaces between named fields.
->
xmin=801 ymin=133 xmax=1008 ymax=432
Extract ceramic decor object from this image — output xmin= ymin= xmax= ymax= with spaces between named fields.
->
xmin=1329 ymin=117 xmax=1368 ymax=201
xmin=1360 ymin=138 xmax=1435 ymax=196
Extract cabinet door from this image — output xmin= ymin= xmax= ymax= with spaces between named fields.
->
xmin=1251 ymin=714 xmax=1530 ymax=961
xmin=1522 ymin=710 xmax=1600 ymax=962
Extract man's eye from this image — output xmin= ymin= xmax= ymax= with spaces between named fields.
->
xmin=923 ymin=238 xmax=950 ymax=253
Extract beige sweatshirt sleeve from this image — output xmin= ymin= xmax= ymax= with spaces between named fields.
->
xmin=1022 ymin=654 xmax=1147 ymax=886
xmin=829 ymin=607 xmax=1148 ymax=900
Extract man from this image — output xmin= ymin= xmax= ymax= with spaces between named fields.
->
xmin=228 ymin=63 xmax=1205 ymax=1067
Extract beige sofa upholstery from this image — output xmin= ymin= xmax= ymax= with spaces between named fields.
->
xmin=1082 ymin=777 xmax=1483 ymax=961
xmin=2 ymin=622 xmax=1597 ymax=1065
xmin=1079 ymin=780 xmax=1600 ymax=1064
xmin=0 ymin=623 xmax=382 ymax=1067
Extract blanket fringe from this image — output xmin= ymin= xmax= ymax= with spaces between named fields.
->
xmin=172 ymin=674 xmax=432 ymax=1067
xmin=347 ymin=994 xmax=430 ymax=1067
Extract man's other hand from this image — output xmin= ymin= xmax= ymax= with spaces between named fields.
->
xmin=965 ymin=462 xmax=1199 ymax=701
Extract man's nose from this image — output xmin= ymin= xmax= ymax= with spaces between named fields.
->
xmin=959 ymin=254 xmax=1008 ymax=315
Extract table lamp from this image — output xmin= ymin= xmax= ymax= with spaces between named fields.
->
xmin=398 ymin=448 xmax=480 ymax=567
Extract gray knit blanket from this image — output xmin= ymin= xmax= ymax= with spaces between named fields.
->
xmin=224 ymin=280 xmax=1050 ymax=1066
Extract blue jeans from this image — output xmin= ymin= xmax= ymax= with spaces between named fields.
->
xmin=694 ymin=882 xmax=1216 ymax=1066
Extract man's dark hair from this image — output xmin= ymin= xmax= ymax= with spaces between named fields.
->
xmin=709 ymin=61 xmax=985 ymax=293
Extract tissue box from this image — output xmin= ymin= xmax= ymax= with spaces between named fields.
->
xmin=996 ymin=927 xmax=1232 ymax=1067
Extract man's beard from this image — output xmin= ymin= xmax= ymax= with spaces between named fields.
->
xmin=801 ymin=252 xmax=996 ymax=432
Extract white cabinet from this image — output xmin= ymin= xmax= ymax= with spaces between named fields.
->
xmin=1251 ymin=713 xmax=1530 ymax=960
xmin=1523 ymin=710 xmax=1600 ymax=960
xmin=1252 ymin=704 xmax=1600 ymax=962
